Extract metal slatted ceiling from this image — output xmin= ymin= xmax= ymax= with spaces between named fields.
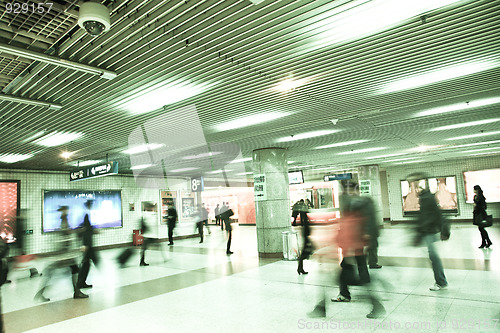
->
xmin=0 ymin=0 xmax=498 ymax=177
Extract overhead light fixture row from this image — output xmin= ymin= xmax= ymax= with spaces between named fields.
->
xmin=446 ymin=131 xmax=500 ymax=141
xmin=0 ymin=153 xmax=34 ymax=163
xmin=416 ymin=97 xmax=500 ymax=117
xmin=0 ymin=42 xmax=117 ymax=79
xmin=33 ymin=131 xmax=83 ymax=147
xmin=0 ymin=94 xmax=62 ymax=110
xmin=429 ymin=118 xmax=500 ymax=131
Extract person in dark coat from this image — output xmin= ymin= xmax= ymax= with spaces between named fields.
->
xmin=408 ymin=172 xmax=450 ymax=291
xmin=215 ymin=204 xmax=220 ymax=226
xmin=166 ymin=203 xmax=178 ymax=245
xmin=77 ymin=200 xmax=99 ymax=289
xmin=220 ymin=202 xmax=234 ymax=254
xmin=473 ymin=185 xmax=492 ymax=248
xmin=291 ymin=201 xmax=300 ymax=226
xmin=297 ymin=200 xmax=311 ymax=274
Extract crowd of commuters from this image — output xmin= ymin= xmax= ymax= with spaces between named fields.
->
xmin=0 ymin=175 xmax=495 ymax=330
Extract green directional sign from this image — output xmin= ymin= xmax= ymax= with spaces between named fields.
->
xmin=70 ymin=161 xmax=118 ymax=181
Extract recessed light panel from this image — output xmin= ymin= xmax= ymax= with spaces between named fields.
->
xmin=308 ymin=0 xmax=461 ymax=52
xmin=123 ymin=143 xmax=164 ymax=155
xmin=72 ymin=160 xmax=102 ymax=167
xmin=130 ymin=164 xmax=153 ymax=170
xmin=0 ymin=153 xmax=33 ymax=163
xmin=416 ymin=97 xmax=500 ymax=117
xmin=33 ymin=131 xmax=83 ymax=147
xmin=445 ymin=131 xmax=500 ymax=141
xmin=122 ymin=81 xmax=215 ymax=114
xmin=215 ymin=113 xmax=289 ymax=132
xmin=378 ymin=59 xmax=500 ymax=94
xmin=170 ymin=167 xmax=199 ymax=173
xmin=429 ymin=118 xmax=500 ymax=131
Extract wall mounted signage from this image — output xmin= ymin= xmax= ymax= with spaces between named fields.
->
xmin=323 ymin=173 xmax=352 ymax=182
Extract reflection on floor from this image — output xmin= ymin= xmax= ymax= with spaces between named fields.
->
xmin=2 ymin=224 xmax=500 ymax=333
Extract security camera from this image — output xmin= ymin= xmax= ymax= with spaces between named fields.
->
xmin=78 ymin=2 xmax=110 ymax=37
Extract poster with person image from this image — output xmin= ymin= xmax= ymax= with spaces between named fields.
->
xmin=401 ymin=176 xmax=458 ymax=215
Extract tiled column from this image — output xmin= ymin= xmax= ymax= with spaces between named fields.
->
xmin=357 ymin=165 xmax=384 ymax=226
xmin=253 ymin=148 xmax=291 ymax=258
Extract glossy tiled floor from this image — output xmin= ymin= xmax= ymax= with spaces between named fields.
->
xmin=2 ymin=224 xmax=500 ymax=333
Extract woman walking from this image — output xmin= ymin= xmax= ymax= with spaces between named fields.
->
xmin=473 ymin=185 xmax=492 ymax=248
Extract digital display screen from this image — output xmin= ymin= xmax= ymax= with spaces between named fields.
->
xmin=464 ymin=168 xmax=500 ymax=203
xmin=289 ymin=170 xmax=304 ymax=184
xmin=43 ymin=190 xmax=122 ymax=232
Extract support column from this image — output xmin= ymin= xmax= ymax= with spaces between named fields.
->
xmin=253 ymin=148 xmax=291 ymax=258
xmin=357 ymin=165 xmax=384 ymax=226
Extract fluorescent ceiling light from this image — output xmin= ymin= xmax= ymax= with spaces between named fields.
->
xmin=287 ymin=161 xmax=295 ymax=164
xmin=450 ymin=140 xmax=500 ymax=149
xmin=277 ymin=130 xmax=339 ymax=142
xmin=71 ymin=160 xmax=102 ymax=167
xmin=182 ymin=152 xmax=222 ymax=160
xmin=0 ymin=43 xmax=116 ymax=80
xmin=383 ymin=157 xmax=417 ymax=163
xmin=337 ymin=147 xmax=386 ymax=155
xmin=0 ymin=153 xmax=33 ymax=163
xmin=409 ymin=145 xmax=442 ymax=152
xmin=130 ymin=164 xmax=154 ymax=170
xmin=123 ymin=143 xmax=164 ymax=155
xmin=315 ymin=139 xmax=368 ymax=149
xmin=230 ymin=157 xmax=252 ymax=163
xmin=429 ymin=118 xmax=500 ymax=131
xmin=273 ymin=78 xmax=311 ymax=92
xmin=61 ymin=151 xmax=75 ymax=158
xmin=378 ymin=58 xmax=500 ymax=94
xmin=308 ymin=0 xmax=461 ymax=52
xmin=416 ymin=97 xmax=500 ymax=117
xmin=0 ymin=94 xmax=62 ymax=110
xmin=311 ymin=166 xmax=338 ymax=171
xmin=289 ymin=164 xmax=314 ymax=168
xmin=33 ymin=131 xmax=83 ymax=147
xmin=462 ymin=147 xmax=500 ymax=154
xmin=170 ymin=167 xmax=199 ymax=173
xmin=207 ymin=169 xmax=231 ymax=174
xmin=122 ymin=81 xmax=215 ymax=114
xmin=445 ymin=131 xmax=500 ymax=141
xmin=469 ymin=151 xmax=500 ymax=157
xmin=215 ymin=113 xmax=288 ymax=132
xmin=237 ymin=172 xmax=253 ymax=175
xmin=365 ymin=153 xmax=407 ymax=160
xmin=398 ymin=160 xmax=425 ymax=164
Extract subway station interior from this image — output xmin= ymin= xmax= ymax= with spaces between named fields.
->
xmin=0 ymin=0 xmax=499 ymax=332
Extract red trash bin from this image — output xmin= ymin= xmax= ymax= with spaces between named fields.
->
xmin=133 ymin=229 xmax=144 ymax=246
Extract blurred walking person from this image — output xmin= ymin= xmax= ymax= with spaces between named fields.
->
xmin=220 ymin=202 xmax=234 ymax=254
xmin=473 ymin=185 xmax=492 ymax=248
xmin=297 ymin=200 xmax=311 ymax=275
xmin=77 ymin=200 xmax=99 ymax=289
xmin=35 ymin=206 xmax=88 ymax=302
xmin=166 ymin=202 xmax=178 ymax=245
xmin=202 ymin=203 xmax=211 ymax=235
xmin=140 ymin=202 xmax=157 ymax=266
xmin=215 ymin=204 xmax=220 ymax=226
xmin=408 ymin=173 xmax=450 ymax=291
